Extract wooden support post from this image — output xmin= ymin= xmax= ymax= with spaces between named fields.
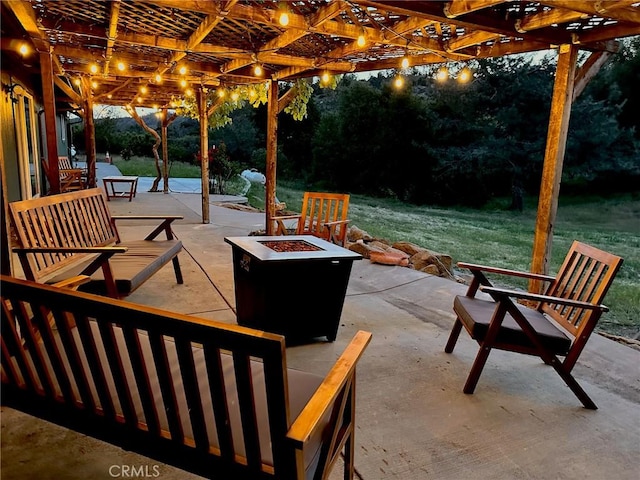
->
xmin=530 ymin=44 xmax=578 ymax=293
xmin=81 ymin=78 xmax=97 ymax=188
xmin=161 ymin=109 xmax=169 ymax=193
xmin=39 ymin=48 xmax=60 ymax=193
xmin=198 ymin=88 xmax=210 ymax=224
xmin=265 ymin=80 xmax=279 ymax=235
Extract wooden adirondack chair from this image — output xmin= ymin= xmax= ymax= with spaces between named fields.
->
xmin=445 ymin=240 xmax=623 ymax=409
xmin=272 ymin=192 xmax=351 ymax=246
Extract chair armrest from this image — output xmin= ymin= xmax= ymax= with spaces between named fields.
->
xmin=13 ymin=246 xmax=128 ymax=254
xmin=322 ymin=219 xmax=350 ymax=228
xmin=458 ymin=262 xmax=556 ymax=282
xmin=271 ymin=214 xmax=302 ymax=221
xmin=286 ymin=330 xmax=372 ymax=447
xmin=480 ymin=285 xmax=609 ymax=312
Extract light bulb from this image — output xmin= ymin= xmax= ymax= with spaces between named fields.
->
xmin=321 ymin=72 xmax=331 ymax=84
xmin=178 ymin=65 xmax=187 ymax=75
xmin=180 ymin=79 xmax=187 ymax=88
xmin=89 ymin=64 xmax=99 ymax=74
xmin=458 ymin=68 xmax=471 ymax=83
xmin=155 ymin=74 xmax=162 ymax=83
xmin=357 ymin=34 xmax=366 ymax=47
xmin=18 ymin=43 xmax=29 ymax=56
xmin=254 ymin=64 xmax=263 ymax=76
xmin=394 ymin=76 xmax=404 ymax=89
xmin=436 ymin=67 xmax=448 ymax=82
xmin=117 ymin=61 xmax=126 ymax=71
xmin=279 ymin=11 xmax=289 ymax=26
xmin=401 ymin=56 xmax=410 ymax=69
xmin=140 ymin=86 xmax=148 ymax=94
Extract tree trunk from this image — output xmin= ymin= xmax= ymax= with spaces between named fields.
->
xmin=128 ymin=107 xmax=162 ymax=192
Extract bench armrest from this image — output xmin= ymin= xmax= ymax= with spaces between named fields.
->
xmin=480 ymin=285 xmax=609 ymax=312
xmin=458 ymin=262 xmax=556 ymax=282
xmin=286 ymin=330 xmax=372 ymax=447
xmin=111 ymin=215 xmax=183 ymax=241
xmin=111 ymin=215 xmax=184 ymax=221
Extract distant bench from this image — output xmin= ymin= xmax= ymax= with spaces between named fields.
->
xmin=8 ymin=188 xmax=183 ymax=298
xmin=0 ymin=275 xmax=372 ymax=479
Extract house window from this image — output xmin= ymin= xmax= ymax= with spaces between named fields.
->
xmin=14 ymin=89 xmax=41 ymax=198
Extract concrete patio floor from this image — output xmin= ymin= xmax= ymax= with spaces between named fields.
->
xmin=2 ymin=169 xmax=639 ymax=479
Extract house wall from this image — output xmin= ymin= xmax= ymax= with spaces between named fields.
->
xmin=1 ymin=68 xmax=71 ymax=201
xmin=1 ymin=70 xmax=21 ymax=202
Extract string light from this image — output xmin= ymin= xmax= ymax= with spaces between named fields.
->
xmin=178 ymin=65 xmax=187 ymax=75
xmin=357 ymin=33 xmax=366 ymax=47
xmin=436 ymin=66 xmax=448 ymax=82
xmin=458 ymin=67 xmax=472 ymax=83
xmin=136 ymin=96 xmax=143 ymax=103
xmin=321 ymin=71 xmax=331 ymax=85
xmin=89 ymin=63 xmax=99 ymax=74
xmin=180 ymin=79 xmax=188 ymax=88
xmin=140 ymin=86 xmax=148 ymax=94
xmin=217 ymin=88 xmax=226 ymax=98
xmin=401 ymin=56 xmax=410 ymax=70
xmin=254 ymin=64 xmax=263 ymax=76
xmin=394 ymin=75 xmax=404 ymax=89
xmin=73 ymin=78 xmax=81 ymax=86
xmin=185 ymin=88 xmax=193 ymax=97
xmin=155 ymin=74 xmax=162 ymax=83
xmin=18 ymin=43 xmax=30 ymax=56
xmin=278 ymin=2 xmax=290 ymax=27
xmin=91 ymin=80 xmax=98 ymax=89
xmin=231 ymin=91 xmax=239 ymax=101
xmin=117 ymin=61 xmax=126 ymax=71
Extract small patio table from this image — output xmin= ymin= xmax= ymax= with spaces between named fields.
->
xmin=102 ymin=176 xmax=139 ymax=201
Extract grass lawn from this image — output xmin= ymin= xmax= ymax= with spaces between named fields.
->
xmin=110 ymin=156 xmax=639 ymax=339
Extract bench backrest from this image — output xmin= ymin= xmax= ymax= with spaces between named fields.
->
xmin=9 ymin=188 xmax=119 ymax=283
xmin=1 ymin=275 xmax=351 ymax=479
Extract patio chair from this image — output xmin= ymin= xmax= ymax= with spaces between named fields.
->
xmin=445 ymin=240 xmax=623 ymax=409
xmin=41 ymin=158 xmax=84 ymax=193
xmin=272 ymin=192 xmax=350 ymax=246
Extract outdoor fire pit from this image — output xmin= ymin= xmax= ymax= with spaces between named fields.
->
xmin=224 ymin=235 xmax=362 ymax=342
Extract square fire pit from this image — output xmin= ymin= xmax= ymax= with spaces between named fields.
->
xmin=224 ymin=235 xmax=362 ymax=342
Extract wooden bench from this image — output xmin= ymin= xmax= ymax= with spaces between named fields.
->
xmin=0 ymin=275 xmax=372 ymax=479
xmin=8 ymin=188 xmax=183 ymax=299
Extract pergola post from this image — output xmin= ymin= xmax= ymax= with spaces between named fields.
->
xmin=198 ymin=88 xmax=210 ymax=224
xmin=529 ymin=44 xmax=578 ymax=293
xmin=39 ymin=48 xmax=60 ymax=193
xmin=161 ymin=108 xmax=169 ymax=193
xmin=265 ymin=79 xmax=279 ymax=235
xmin=81 ymin=77 xmax=97 ymax=188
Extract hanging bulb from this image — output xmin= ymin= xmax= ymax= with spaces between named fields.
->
xmin=278 ymin=10 xmax=289 ymax=26
xmin=254 ymin=64 xmax=263 ymax=76
xmin=18 ymin=43 xmax=30 ymax=56
xmin=140 ymin=86 xmax=148 ymax=94
xmin=321 ymin=71 xmax=331 ymax=84
xmin=180 ymin=79 xmax=188 ymax=88
xmin=401 ymin=56 xmax=410 ymax=70
xmin=394 ymin=75 xmax=404 ymax=89
xmin=178 ymin=65 xmax=187 ymax=75
xmin=155 ymin=74 xmax=162 ymax=83
xmin=357 ymin=33 xmax=366 ymax=47
xmin=458 ymin=67 xmax=472 ymax=83
xmin=436 ymin=66 xmax=448 ymax=82
xmin=117 ymin=61 xmax=126 ymax=71
xmin=89 ymin=63 xmax=99 ymax=74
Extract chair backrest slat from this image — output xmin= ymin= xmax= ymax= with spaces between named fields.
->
xmin=542 ymin=241 xmax=623 ymax=337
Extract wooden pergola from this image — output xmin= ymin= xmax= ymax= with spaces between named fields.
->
xmin=2 ymin=0 xmax=639 ymax=287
